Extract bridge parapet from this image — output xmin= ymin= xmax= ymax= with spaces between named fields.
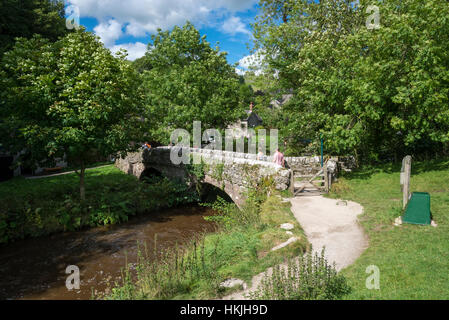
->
xmin=116 ymin=147 xmax=290 ymax=206
xmin=115 ymin=147 xmax=355 ymax=205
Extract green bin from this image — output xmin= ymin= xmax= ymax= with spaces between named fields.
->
xmin=402 ymin=192 xmax=431 ymax=226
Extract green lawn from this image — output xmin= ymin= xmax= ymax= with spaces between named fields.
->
xmin=328 ymin=159 xmax=449 ymax=299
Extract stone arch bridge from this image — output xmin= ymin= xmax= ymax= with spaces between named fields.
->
xmin=115 ymin=147 xmax=349 ymax=206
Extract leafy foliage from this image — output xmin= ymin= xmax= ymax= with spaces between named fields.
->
xmin=0 ymin=0 xmax=67 ymax=54
xmin=250 ymin=249 xmax=351 ymax=300
xmin=254 ymin=0 xmax=449 ymax=162
xmin=0 ymin=30 xmax=145 ymax=198
xmin=203 ymin=196 xmax=261 ymax=231
xmin=138 ymin=22 xmax=245 ymax=144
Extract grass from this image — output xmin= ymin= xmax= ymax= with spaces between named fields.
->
xmin=328 ymin=158 xmax=449 ymax=299
xmin=105 ymin=195 xmax=308 ymax=300
xmin=0 ymin=165 xmax=199 ymax=244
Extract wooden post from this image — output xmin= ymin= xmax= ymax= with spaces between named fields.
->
xmin=290 ymin=169 xmax=295 ymax=194
xmin=324 ymin=164 xmax=329 ymax=192
xmin=401 ymin=155 xmax=412 ymax=209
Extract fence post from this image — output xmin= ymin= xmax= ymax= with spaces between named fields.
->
xmin=290 ymin=169 xmax=295 ymax=194
xmin=401 ymin=155 xmax=412 ymax=209
xmin=324 ymin=164 xmax=329 ymax=192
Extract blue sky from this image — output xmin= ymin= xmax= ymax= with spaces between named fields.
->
xmin=66 ymin=0 xmax=261 ymax=72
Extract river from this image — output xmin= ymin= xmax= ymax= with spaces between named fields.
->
xmin=0 ymin=206 xmax=217 ymax=300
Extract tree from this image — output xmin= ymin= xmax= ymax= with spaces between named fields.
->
xmin=239 ymin=82 xmax=255 ymax=110
xmin=133 ymin=54 xmax=153 ymax=74
xmin=140 ymin=22 xmax=244 ymax=144
xmin=253 ymin=0 xmax=363 ymax=89
xmin=0 ymin=30 xmax=144 ymax=200
xmin=0 ymin=0 xmax=67 ymax=55
xmin=255 ymin=0 xmax=449 ymax=161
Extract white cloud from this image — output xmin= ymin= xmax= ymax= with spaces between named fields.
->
xmin=237 ymin=50 xmax=265 ymax=75
xmin=221 ymin=16 xmax=251 ymax=36
xmin=235 ymin=68 xmax=246 ymax=76
xmin=110 ymin=42 xmax=148 ymax=61
xmin=69 ymin=0 xmax=257 ymax=37
xmin=93 ymin=19 xmax=123 ymax=47
xmin=68 ymin=0 xmax=258 ymax=60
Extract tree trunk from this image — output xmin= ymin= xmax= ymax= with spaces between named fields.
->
xmin=80 ymin=161 xmax=86 ymax=201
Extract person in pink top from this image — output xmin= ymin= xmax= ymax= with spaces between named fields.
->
xmin=273 ymin=148 xmax=285 ymax=167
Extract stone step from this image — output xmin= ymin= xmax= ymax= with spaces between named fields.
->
xmin=295 ymin=188 xmax=322 ymax=193
xmin=294 ymin=174 xmax=325 ymax=178
xmin=295 ymin=192 xmax=323 ymax=197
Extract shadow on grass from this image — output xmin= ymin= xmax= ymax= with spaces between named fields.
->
xmin=0 ymin=168 xmax=136 ymax=201
xmin=340 ymin=157 xmax=449 ymax=181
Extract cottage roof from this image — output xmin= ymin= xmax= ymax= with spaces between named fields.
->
xmin=243 ymin=111 xmax=262 ymax=122
xmin=270 ymin=93 xmax=293 ymax=109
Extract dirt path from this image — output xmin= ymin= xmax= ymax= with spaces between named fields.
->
xmin=289 ymin=196 xmax=368 ymax=271
xmin=25 ymin=165 xmax=112 ymax=180
xmin=223 ymin=196 xmax=368 ymax=300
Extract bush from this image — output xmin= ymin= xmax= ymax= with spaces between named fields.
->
xmin=203 ymin=196 xmax=261 ymax=230
xmin=249 ymin=248 xmax=351 ymax=300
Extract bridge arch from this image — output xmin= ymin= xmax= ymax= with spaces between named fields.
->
xmin=139 ymin=167 xmax=163 ymax=181
xmin=115 ymin=147 xmax=293 ymax=207
xmin=199 ymin=182 xmax=235 ymax=205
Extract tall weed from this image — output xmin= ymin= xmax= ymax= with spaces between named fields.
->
xmin=250 ymin=248 xmax=351 ymax=300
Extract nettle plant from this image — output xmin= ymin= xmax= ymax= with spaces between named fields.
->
xmin=250 ymin=248 xmax=351 ymax=300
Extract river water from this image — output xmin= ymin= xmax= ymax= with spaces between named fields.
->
xmin=0 ymin=206 xmax=216 ymax=300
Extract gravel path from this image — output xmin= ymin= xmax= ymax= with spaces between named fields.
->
xmin=290 ymin=196 xmax=368 ymax=271
xmin=223 ymin=196 xmax=368 ymax=300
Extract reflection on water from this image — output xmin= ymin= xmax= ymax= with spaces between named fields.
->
xmin=0 ymin=206 xmax=216 ymax=300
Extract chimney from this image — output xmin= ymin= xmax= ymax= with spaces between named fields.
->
xmin=250 ymin=102 xmax=254 ymax=112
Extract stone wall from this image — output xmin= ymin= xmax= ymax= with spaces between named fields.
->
xmin=143 ymin=147 xmax=291 ymax=189
xmin=284 ymin=156 xmax=356 ymax=176
xmin=284 ymin=156 xmax=322 ymax=176
xmin=115 ymin=147 xmax=356 ymax=205
xmin=115 ymin=151 xmax=146 ymax=178
xmin=116 ymin=147 xmax=291 ymax=206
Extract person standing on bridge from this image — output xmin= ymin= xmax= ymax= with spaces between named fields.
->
xmin=273 ymin=148 xmax=285 ymax=167
xmin=142 ymin=142 xmax=152 ymax=150
xmin=257 ymin=147 xmax=264 ymax=161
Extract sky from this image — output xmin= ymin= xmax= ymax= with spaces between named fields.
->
xmin=65 ymin=0 xmax=263 ymax=74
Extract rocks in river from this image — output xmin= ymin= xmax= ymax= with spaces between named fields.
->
xmin=280 ymin=223 xmax=294 ymax=230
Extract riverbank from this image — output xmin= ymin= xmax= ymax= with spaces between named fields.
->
xmin=0 ymin=165 xmax=199 ymax=245
xmin=328 ymin=158 xmax=449 ymax=299
xmin=222 ymin=195 xmax=366 ymax=300
xmin=105 ymin=195 xmax=309 ymax=300
xmin=0 ymin=205 xmax=216 ymax=300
